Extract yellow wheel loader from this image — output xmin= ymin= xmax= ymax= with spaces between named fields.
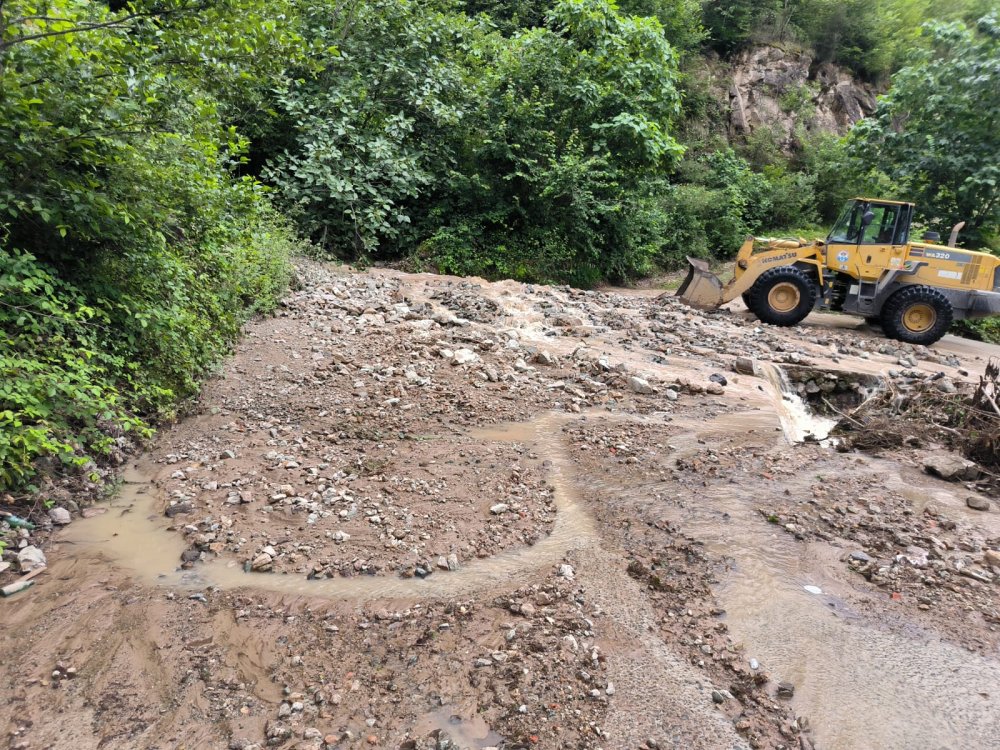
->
xmin=676 ymin=198 xmax=1000 ymax=346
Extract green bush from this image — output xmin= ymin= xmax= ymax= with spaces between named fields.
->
xmin=0 ymin=250 xmax=149 ymax=488
xmin=0 ymin=0 xmax=299 ymax=490
xmin=656 ymin=184 xmax=743 ymax=266
xmin=953 ymin=317 xmax=1000 ymax=344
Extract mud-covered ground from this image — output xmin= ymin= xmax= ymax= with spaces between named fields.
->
xmin=2 ymin=261 xmax=1000 ymax=750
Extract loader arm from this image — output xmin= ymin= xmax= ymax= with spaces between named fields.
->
xmin=676 ymin=238 xmax=824 ymax=310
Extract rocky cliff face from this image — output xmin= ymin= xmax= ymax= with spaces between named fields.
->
xmin=722 ymin=45 xmax=877 ymax=143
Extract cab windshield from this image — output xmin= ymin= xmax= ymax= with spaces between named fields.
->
xmin=828 ymin=201 xmax=903 ymax=245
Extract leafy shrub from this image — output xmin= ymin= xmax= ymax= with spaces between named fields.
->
xmin=954 ymin=317 xmax=1000 ymax=344
xmin=656 ymin=183 xmax=745 ymax=266
xmin=0 ymin=250 xmax=149 ymax=489
xmin=0 ymin=0 xmax=299 ymax=490
xmin=761 ymin=166 xmax=819 ymax=230
xmin=269 ymin=0 xmax=685 ymax=284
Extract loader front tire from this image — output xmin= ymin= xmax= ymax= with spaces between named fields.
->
xmin=746 ymin=266 xmax=818 ymax=327
xmin=880 ymin=286 xmax=953 ymax=346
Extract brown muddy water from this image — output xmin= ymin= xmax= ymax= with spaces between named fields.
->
xmin=61 ymin=400 xmax=1000 ymax=750
xmin=63 ymin=415 xmax=596 ymax=601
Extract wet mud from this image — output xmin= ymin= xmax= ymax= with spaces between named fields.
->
xmin=3 ymin=262 xmax=999 ymax=750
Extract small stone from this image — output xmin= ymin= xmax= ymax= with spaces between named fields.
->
xmin=709 ymin=373 xmax=728 ymax=387
xmin=935 ymin=378 xmax=957 ymax=394
xmin=663 ymin=389 xmax=679 ymax=402
xmin=519 ymin=602 xmax=536 ymax=617
xmin=606 ymin=682 xmax=616 ymax=696
xmin=960 ymin=566 xmax=994 ymax=584
xmin=446 ymin=553 xmax=459 ymax=571
xmin=251 ymin=553 xmax=273 ymax=571
xmin=967 ymin=496 xmax=990 ymax=512
xmin=558 ymin=563 xmax=575 ymax=580
xmin=628 ymin=376 xmax=656 ymax=395
xmin=451 ymin=348 xmax=479 ymax=365
xmin=490 ymin=503 xmax=509 ymax=515
xmin=165 ymin=502 xmax=193 ymax=518
xmin=849 ymin=551 xmax=872 ymax=563
xmin=712 ymin=690 xmax=725 ymax=704
xmin=16 ymin=546 xmax=46 ymax=572
xmin=923 ymin=453 xmax=979 ymax=482
xmin=48 ymin=507 xmax=71 ymax=525
xmin=777 ymin=681 xmax=795 ymax=698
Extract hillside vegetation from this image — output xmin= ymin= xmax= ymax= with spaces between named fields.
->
xmin=1 ymin=0 xmax=998 ymax=492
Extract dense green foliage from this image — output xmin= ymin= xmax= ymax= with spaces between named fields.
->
xmin=0 ymin=0 xmax=299 ymax=490
xmin=267 ymin=0 xmax=688 ymax=283
xmin=849 ymin=16 xmax=1000 ymax=243
xmin=258 ymin=0 xmax=998 ymax=280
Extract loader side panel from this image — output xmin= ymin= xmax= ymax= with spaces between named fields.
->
xmin=906 ymin=244 xmax=997 ymax=292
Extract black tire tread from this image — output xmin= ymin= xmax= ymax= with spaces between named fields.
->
xmin=879 ymin=285 xmax=953 ymax=346
xmin=746 ymin=266 xmax=819 ymax=327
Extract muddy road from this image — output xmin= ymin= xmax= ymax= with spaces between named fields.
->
xmin=2 ymin=261 xmax=999 ymax=750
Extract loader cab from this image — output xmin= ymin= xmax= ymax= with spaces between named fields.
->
xmin=826 ymin=198 xmax=915 ymax=279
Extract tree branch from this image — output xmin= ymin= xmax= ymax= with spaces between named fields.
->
xmin=0 ymin=1 xmax=216 ymax=53
xmin=0 ymin=13 xmax=147 ymax=51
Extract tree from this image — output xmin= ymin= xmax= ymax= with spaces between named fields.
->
xmin=264 ymin=0 xmax=477 ymax=255
xmin=421 ymin=0 xmax=686 ymax=283
xmin=0 ymin=0 xmax=300 ymax=489
xmin=849 ymin=16 xmax=1000 ymax=241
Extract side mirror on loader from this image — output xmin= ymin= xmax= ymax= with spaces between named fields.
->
xmin=855 ymin=210 xmax=875 ymax=244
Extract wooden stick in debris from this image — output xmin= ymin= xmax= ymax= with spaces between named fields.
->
xmin=822 ymin=397 xmax=865 ymax=427
xmin=984 ymin=392 xmax=1000 ymax=417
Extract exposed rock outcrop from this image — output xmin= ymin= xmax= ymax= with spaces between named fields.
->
xmin=723 ymin=45 xmax=877 ymax=143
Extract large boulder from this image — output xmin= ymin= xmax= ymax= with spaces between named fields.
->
xmin=922 ymin=452 xmax=980 ymax=482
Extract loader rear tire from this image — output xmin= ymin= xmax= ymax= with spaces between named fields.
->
xmin=746 ymin=267 xmax=819 ymax=327
xmin=880 ymin=285 xmax=953 ymax=346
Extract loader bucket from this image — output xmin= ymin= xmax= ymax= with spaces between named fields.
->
xmin=675 ymin=256 xmax=724 ymax=310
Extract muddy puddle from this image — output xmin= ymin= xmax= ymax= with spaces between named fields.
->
xmin=62 ymin=415 xmax=596 ymax=602
xmin=413 ymin=707 xmax=503 ymax=749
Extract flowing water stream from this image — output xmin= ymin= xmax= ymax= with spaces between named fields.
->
xmin=61 ymin=369 xmax=1000 ymax=749
xmin=64 ymin=415 xmax=596 ymax=601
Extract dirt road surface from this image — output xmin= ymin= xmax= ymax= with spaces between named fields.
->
xmin=3 ymin=260 xmax=999 ymax=750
